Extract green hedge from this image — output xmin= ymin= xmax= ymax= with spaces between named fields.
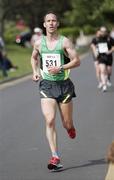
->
xmin=82 ymin=25 xmax=96 ymax=35
xmin=59 ymin=27 xmax=80 ymax=42
xmin=58 ymin=26 xmax=97 ymax=41
xmin=4 ymin=28 xmax=20 ymax=44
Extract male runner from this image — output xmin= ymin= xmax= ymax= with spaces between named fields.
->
xmin=91 ymin=26 xmax=114 ymax=92
xmin=91 ymin=30 xmax=101 ymax=88
xmin=31 ymin=11 xmax=80 ymax=170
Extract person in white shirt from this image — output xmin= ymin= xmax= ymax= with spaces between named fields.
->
xmin=31 ymin=27 xmax=42 ymax=47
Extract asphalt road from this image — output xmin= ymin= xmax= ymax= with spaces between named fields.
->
xmin=0 ymin=52 xmax=114 ymax=180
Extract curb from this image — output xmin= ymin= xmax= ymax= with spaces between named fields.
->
xmin=0 ymin=74 xmax=32 ymax=90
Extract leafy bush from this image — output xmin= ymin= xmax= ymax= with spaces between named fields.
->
xmin=58 ymin=26 xmax=97 ymax=42
xmin=4 ymin=22 xmax=20 ymax=44
xmin=83 ymin=25 xmax=96 ymax=35
xmin=59 ymin=27 xmax=80 ymax=42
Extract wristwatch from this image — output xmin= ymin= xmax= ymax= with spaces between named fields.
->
xmin=59 ymin=65 xmax=64 ymax=72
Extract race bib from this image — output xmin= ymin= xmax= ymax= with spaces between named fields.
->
xmin=98 ymin=43 xmax=108 ymax=53
xmin=42 ymin=53 xmax=61 ymax=73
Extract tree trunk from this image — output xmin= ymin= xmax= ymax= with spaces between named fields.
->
xmin=0 ymin=0 xmax=4 ymax=36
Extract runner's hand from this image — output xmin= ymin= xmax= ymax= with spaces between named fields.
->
xmin=106 ymin=50 xmax=111 ymax=55
xmin=32 ymin=73 xmax=40 ymax=82
xmin=48 ymin=66 xmax=60 ymax=74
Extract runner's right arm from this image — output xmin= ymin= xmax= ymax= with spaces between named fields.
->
xmin=31 ymin=42 xmax=41 ymax=81
xmin=90 ymin=39 xmax=98 ymax=58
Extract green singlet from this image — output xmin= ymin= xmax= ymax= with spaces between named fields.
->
xmin=39 ymin=35 xmax=70 ymax=81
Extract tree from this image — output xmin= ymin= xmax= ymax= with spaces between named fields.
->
xmin=0 ymin=0 xmax=71 ymax=36
xmin=100 ymin=0 xmax=114 ymax=24
xmin=63 ymin=0 xmax=114 ymax=30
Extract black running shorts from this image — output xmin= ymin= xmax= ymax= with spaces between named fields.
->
xmin=98 ymin=54 xmax=113 ymax=66
xmin=39 ymin=78 xmax=76 ymax=103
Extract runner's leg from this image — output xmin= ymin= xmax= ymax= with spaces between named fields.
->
xmin=41 ymin=98 xmax=58 ymax=154
xmin=99 ymin=63 xmax=108 ymax=91
xmin=94 ymin=61 xmax=101 ymax=83
xmin=59 ymin=101 xmax=76 ymax=138
xmin=41 ymin=98 xmax=63 ymax=169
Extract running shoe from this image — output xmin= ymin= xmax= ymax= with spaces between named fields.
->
xmin=97 ymin=82 xmax=103 ymax=89
xmin=102 ymin=85 xmax=107 ymax=92
xmin=107 ymin=80 xmax=112 ymax=87
xmin=47 ymin=157 xmax=63 ymax=170
xmin=67 ymin=128 xmax=76 ymax=139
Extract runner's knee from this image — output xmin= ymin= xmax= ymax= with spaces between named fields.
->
xmin=46 ymin=117 xmax=55 ymax=128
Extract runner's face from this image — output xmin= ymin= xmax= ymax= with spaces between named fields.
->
xmin=44 ymin=14 xmax=58 ymax=33
xmin=100 ymin=30 xmax=107 ymax=37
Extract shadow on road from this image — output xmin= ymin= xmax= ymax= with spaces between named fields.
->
xmin=52 ymin=158 xmax=106 ymax=173
xmin=107 ymin=86 xmax=114 ymax=93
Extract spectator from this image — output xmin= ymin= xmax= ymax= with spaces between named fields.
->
xmin=30 ymin=27 xmax=42 ymax=47
xmin=2 ymin=52 xmax=18 ymax=72
xmin=0 ymin=51 xmax=8 ymax=77
xmin=105 ymin=141 xmax=114 ymax=180
xmin=0 ymin=36 xmax=7 ymax=76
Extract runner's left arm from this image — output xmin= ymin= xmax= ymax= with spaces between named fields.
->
xmin=62 ymin=37 xmax=80 ymax=70
xmin=106 ymin=38 xmax=114 ymax=55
